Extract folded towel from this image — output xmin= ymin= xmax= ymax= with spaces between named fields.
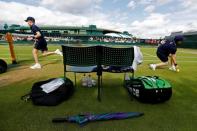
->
xmin=41 ymin=78 xmax=64 ymax=93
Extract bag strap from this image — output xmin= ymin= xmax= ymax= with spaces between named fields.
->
xmin=138 ymin=76 xmax=159 ymax=88
xmin=155 ymin=78 xmax=166 ymax=88
xmin=21 ymin=93 xmax=31 ymax=101
xmin=138 ymin=76 xmax=155 ymax=87
xmin=133 ymin=76 xmax=167 ymax=89
xmin=142 ymin=76 xmax=166 ymax=88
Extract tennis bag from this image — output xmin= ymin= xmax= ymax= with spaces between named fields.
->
xmin=21 ymin=78 xmax=74 ymax=106
xmin=125 ymin=76 xmax=172 ymax=103
xmin=0 ymin=59 xmax=7 ymax=74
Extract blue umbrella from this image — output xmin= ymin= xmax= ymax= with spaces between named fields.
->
xmin=52 ymin=112 xmax=144 ymax=126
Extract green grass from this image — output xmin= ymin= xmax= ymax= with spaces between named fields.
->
xmin=0 ymin=44 xmax=197 ymax=131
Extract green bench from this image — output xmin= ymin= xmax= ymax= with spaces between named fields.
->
xmin=62 ymin=45 xmax=135 ymax=101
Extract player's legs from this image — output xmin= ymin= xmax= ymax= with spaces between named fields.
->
xmin=30 ymin=42 xmax=62 ymax=69
xmin=42 ymin=51 xmax=56 ymax=56
xmin=32 ymin=48 xmax=39 ymax=64
xmin=155 ymin=62 xmax=168 ymax=68
xmin=40 ymin=43 xmax=62 ymax=57
xmin=30 ymin=48 xmax=41 ymax=69
xmin=150 ymin=52 xmax=168 ymax=70
xmin=169 ymin=55 xmax=176 ymax=71
xmin=170 ymin=55 xmax=174 ymax=66
xmin=30 ymin=42 xmax=41 ymax=69
xmin=42 ymin=49 xmax=63 ymax=56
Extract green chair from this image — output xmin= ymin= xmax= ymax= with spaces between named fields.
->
xmin=62 ymin=45 xmax=135 ymax=101
xmin=101 ymin=46 xmax=135 ymax=84
xmin=62 ymin=45 xmax=102 ymax=101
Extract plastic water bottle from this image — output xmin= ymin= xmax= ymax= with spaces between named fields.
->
xmin=124 ymin=73 xmax=130 ymax=87
xmin=81 ymin=74 xmax=87 ymax=87
xmin=125 ymin=73 xmax=130 ymax=81
xmin=87 ymin=74 xmax=93 ymax=88
xmin=92 ymin=79 xmax=96 ymax=86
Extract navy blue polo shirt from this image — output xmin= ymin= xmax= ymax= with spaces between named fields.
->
xmin=30 ymin=24 xmax=46 ymax=44
xmin=157 ymin=40 xmax=177 ymax=57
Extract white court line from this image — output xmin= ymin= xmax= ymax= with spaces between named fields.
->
xmin=144 ymin=60 xmax=197 ymax=62
xmin=143 ymin=52 xmax=197 ymax=59
xmin=1 ymin=58 xmax=196 ymax=63
xmin=1 ymin=53 xmax=196 ymax=59
xmin=143 ymin=52 xmax=156 ymax=57
xmin=179 ymin=51 xmax=197 ymax=55
xmin=143 ymin=56 xmax=197 ymax=58
xmin=0 ymin=58 xmax=61 ymax=61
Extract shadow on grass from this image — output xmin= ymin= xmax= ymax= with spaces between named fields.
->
xmin=5 ymin=59 xmax=62 ymax=72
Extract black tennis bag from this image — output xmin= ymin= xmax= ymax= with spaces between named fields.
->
xmin=125 ymin=76 xmax=172 ymax=103
xmin=0 ymin=59 xmax=7 ymax=74
xmin=22 ymin=78 xmax=74 ymax=106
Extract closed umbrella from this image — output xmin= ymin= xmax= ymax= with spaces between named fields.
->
xmin=52 ymin=112 xmax=144 ymax=126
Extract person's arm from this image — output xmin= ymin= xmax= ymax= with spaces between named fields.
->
xmin=34 ymin=31 xmax=41 ymax=39
xmin=32 ymin=25 xmax=41 ymax=39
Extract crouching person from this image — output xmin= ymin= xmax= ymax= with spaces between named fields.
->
xmin=149 ymin=35 xmax=183 ymax=71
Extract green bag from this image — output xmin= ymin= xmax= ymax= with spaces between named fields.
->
xmin=125 ymin=76 xmax=172 ymax=103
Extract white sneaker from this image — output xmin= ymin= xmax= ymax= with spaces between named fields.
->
xmin=149 ymin=64 xmax=156 ymax=71
xmin=30 ymin=63 xmax=41 ymax=69
xmin=55 ymin=49 xmax=63 ymax=56
xmin=169 ymin=65 xmax=176 ymax=71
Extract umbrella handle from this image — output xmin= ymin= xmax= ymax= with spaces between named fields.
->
xmin=78 ymin=118 xmax=89 ymax=125
xmin=52 ymin=118 xmax=68 ymax=123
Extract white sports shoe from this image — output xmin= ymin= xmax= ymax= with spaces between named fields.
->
xmin=169 ymin=65 xmax=176 ymax=71
xmin=149 ymin=64 xmax=156 ymax=71
xmin=30 ymin=63 xmax=41 ymax=69
xmin=55 ymin=49 xmax=63 ymax=56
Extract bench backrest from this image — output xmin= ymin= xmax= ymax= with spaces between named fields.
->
xmin=62 ymin=45 xmax=134 ymax=67
xmin=101 ymin=46 xmax=134 ymax=66
xmin=62 ymin=46 xmax=98 ymax=66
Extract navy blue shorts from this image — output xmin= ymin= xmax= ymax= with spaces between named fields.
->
xmin=34 ymin=40 xmax=48 ymax=52
xmin=157 ymin=52 xmax=168 ymax=62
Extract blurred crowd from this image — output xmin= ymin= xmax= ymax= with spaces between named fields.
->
xmin=89 ymin=37 xmax=133 ymax=43
xmin=0 ymin=34 xmax=162 ymax=45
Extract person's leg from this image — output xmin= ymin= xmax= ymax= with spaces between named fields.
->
xmin=30 ymin=48 xmax=41 ymax=69
xmin=155 ymin=62 xmax=168 ymax=68
xmin=150 ymin=52 xmax=168 ymax=70
xmin=32 ymin=48 xmax=39 ymax=64
xmin=169 ymin=55 xmax=176 ymax=71
xmin=39 ymin=43 xmax=57 ymax=56
xmin=41 ymin=44 xmax=62 ymax=57
xmin=42 ymin=49 xmax=63 ymax=57
xmin=150 ymin=61 xmax=168 ymax=70
xmin=168 ymin=54 xmax=172 ymax=66
xmin=42 ymin=51 xmax=56 ymax=56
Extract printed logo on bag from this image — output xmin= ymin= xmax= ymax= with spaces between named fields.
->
xmin=133 ymin=84 xmax=141 ymax=88
xmin=132 ymin=88 xmax=140 ymax=97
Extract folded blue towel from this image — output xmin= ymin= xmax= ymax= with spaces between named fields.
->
xmin=68 ymin=66 xmax=97 ymax=73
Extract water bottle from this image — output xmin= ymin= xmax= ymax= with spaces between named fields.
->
xmin=87 ymin=74 xmax=93 ymax=88
xmin=124 ymin=73 xmax=130 ymax=87
xmin=125 ymin=73 xmax=130 ymax=81
xmin=92 ymin=79 xmax=96 ymax=86
xmin=81 ymin=74 xmax=87 ymax=87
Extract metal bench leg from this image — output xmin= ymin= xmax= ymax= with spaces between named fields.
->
xmin=123 ymin=73 xmax=126 ymax=85
xmin=101 ymin=75 xmax=103 ymax=87
xmin=64 ymin=72 xmax=66 ymax=80
xmin=132 ymin=71 xmax=135 ymax=79
xmin=74 ymin=73 xmax=77 ymax=87
xmin=97 ymin=75 xmax=101 ymax=102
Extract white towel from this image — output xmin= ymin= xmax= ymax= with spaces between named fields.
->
xmin=41 ymin=78 xmax=65 ymax=93
xmin=132 ymin=46 xmax=143 ymax=70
